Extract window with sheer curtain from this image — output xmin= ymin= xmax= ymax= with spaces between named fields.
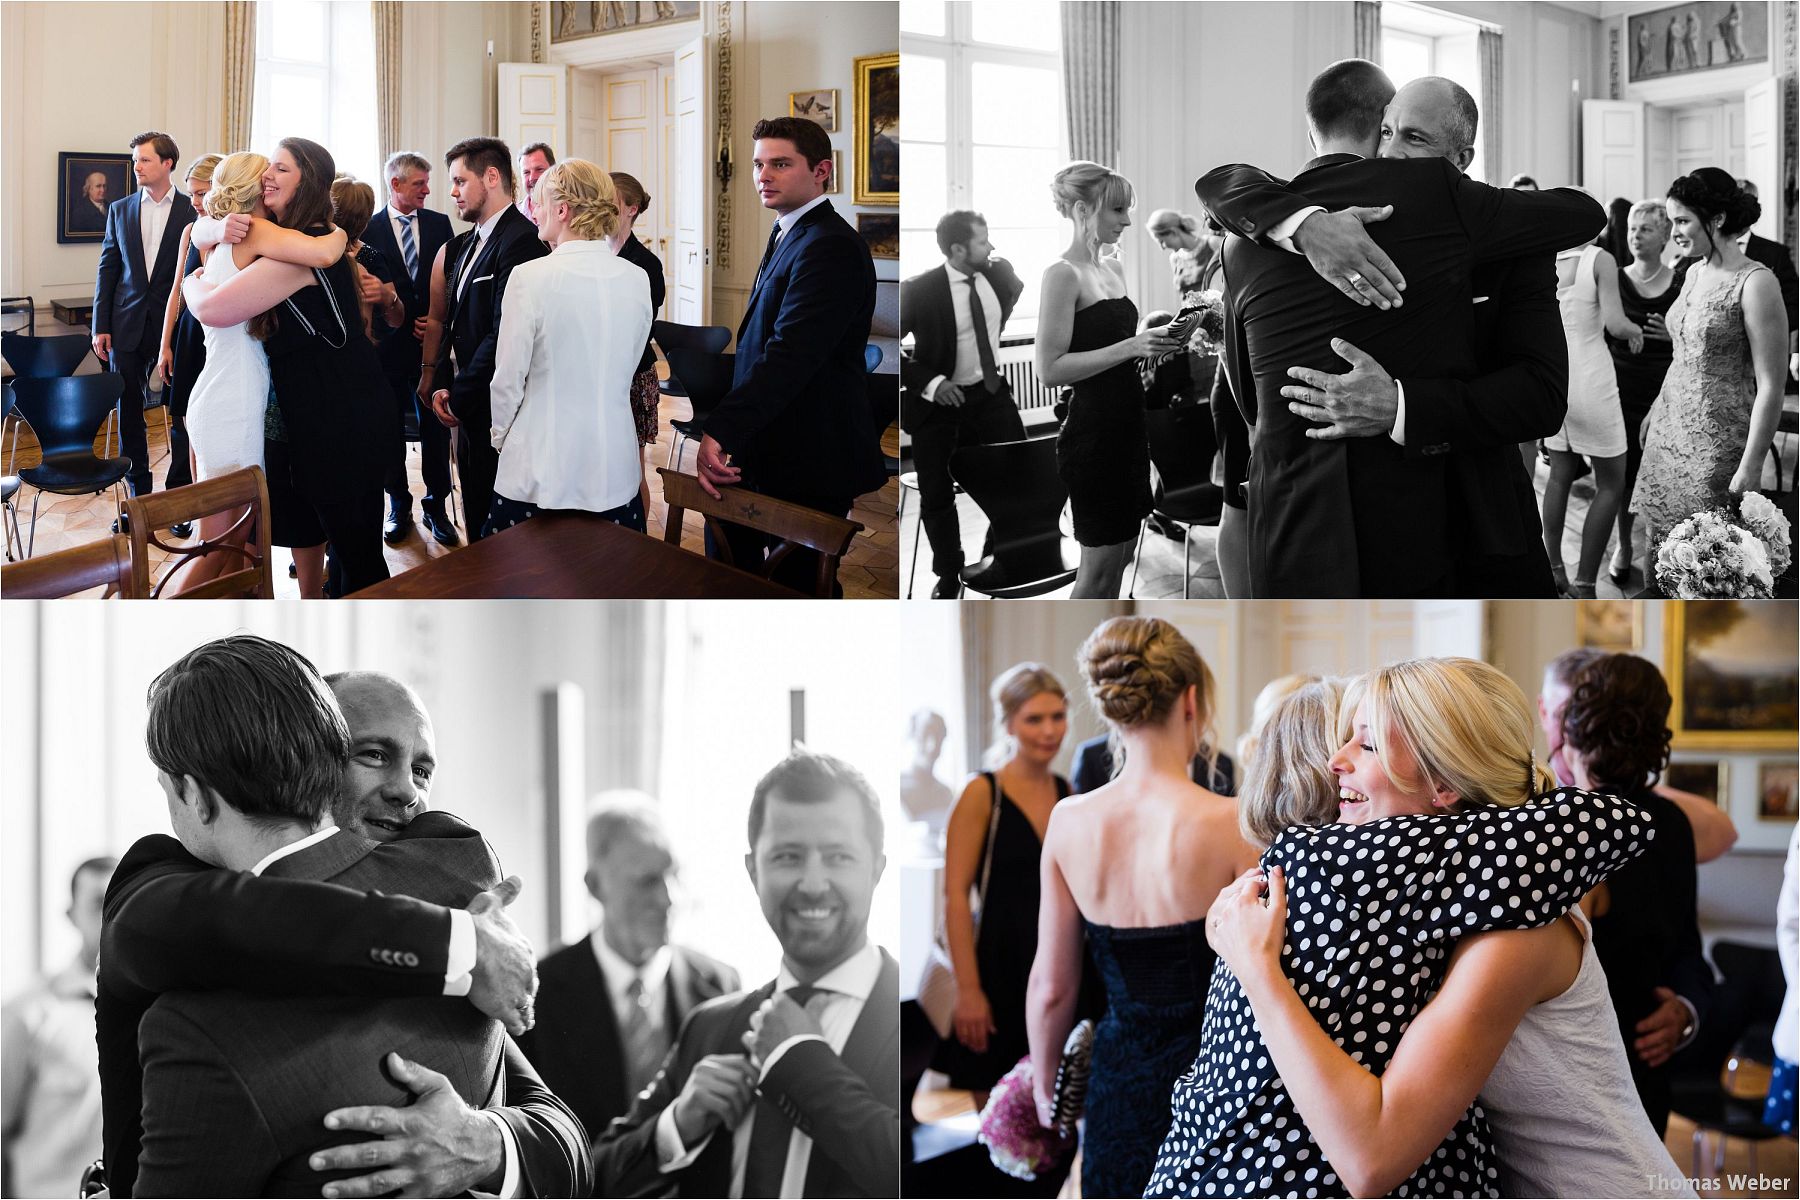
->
xmin=901 ymin=0 xmax=1065 ymax=327
xmin=250 ymin=0 xmax=380 ymax=189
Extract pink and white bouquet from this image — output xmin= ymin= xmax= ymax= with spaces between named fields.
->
xmin=978 ymin=1056 xmax=1076 ymax=1181
xmin=1654 ymin=493 xmax=1793 ymax=598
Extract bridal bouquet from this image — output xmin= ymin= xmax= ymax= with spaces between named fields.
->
xmin=1654 ymin=493 xmax=1793 ymax=598
xmin=978 ymin=1057 xmax=1076 ymax=1181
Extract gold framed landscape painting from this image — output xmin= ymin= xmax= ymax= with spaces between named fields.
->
xmin=1664 ymin=601 xmax=1799 ymax=750
xmin=853 ymin=51 xmax=898 ymax=204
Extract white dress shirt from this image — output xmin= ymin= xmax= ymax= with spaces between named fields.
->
xmin=591 ymin=931 xmax=672 ymax=1041
xmin=922 ymin=264 xmax=1004 ymax=402
xmin=1 ymin=959 xmax=103 ymax=1200
xmin=488 ymin=237 xmax=653 ymax=514
xmin=457 ymin=206 xmax=509 ymax=303
xmin=654 ymin=941 xmax=884 ymax=1198
xmin=139 ymin=185 xmax=176 ymax=273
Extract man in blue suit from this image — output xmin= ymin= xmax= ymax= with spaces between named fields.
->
xmin=697 ymin=116 xmax=886 ymax=595
xmin=365 ymin=152 xmax=459 ymax=547
xmin=91 ymin=131 xmax=195 ymax=501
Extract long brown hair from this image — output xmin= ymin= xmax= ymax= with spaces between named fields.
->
xmin=274 ymin=137 xmax=338 ymax=233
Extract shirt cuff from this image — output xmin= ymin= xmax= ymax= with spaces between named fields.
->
xmin=655 ymin=1105 xmax=711 ymax=1173
xmin=442 ymin=909 xmax=475 ymax=997
xmin=1674 ymin=995 xmax=1701 ymax=1050
xmin=1389 ymin=380 xmax=1407 ymax=446
xmin=922 ymin=374 xmax=945 ymax=403
xmin=759 ymin=1033 xmax=828 ymax=1081
xmin=464 ymin=1110 xmax=521 ymax=1198
xmin=1269 ymin=206 xmax=1325 ymax=253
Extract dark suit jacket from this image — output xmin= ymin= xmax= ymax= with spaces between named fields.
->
xmin=1744 ymin=232 xmax=1798 ymax=333
xmin=363 ymin=205 xmax=454 ymax=376
xmin=706 ymin=199 xmax=886 ymax=504
xmin=517 ymin=938 xmax=740 ymax=1147
xmin=92 ymin=190 xmax=197 ymax=351
xmin=1198 ymin=155 xmax=1601 ymax=596
xmin=1068 ymin=733 xmax=1237 ymax=797
xmin=592 ymin=949 xmax=901 ymax=1198
xmin=445 ymin=205 xmax=549 ymax=425
xmin=899 ymin=258 xmax=1024 ymax=400
xmin=71 ymin=199 xmax=109 ymax=233
xmin=99 ymin=814 xmax=590 ymax=1199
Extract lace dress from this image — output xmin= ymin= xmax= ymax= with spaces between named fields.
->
xmin=1629 ymin=260 xmax=1771 ymax=551
xmin=1145 ymin=789 xmax=1653 ymax=1198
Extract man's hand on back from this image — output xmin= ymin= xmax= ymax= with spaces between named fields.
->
xmin=1282 ymin=337 xmax=1399 ymax=440
xmin=310 ymin=1053 xmax=503 ymax=1198
xmin=1293 ymin=207 xmax=1406 ymax=310
xmin=467 ymin=876 xmax=536 ymax=1036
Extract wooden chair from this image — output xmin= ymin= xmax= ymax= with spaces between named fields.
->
xmin=657 ymin=467 xmax=861 ymax=598
xmin=1 ymin=534 xmax=136 ymax=597
xmin=121 ymin=465 xmax=273 ymax=598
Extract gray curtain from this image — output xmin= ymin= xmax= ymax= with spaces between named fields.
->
xmin=222 ymin=1 xmax=255 ymax=151
xmin=1060 ymin=1 xmax=1118 ymax=165
xmin=372 ymin=2 xmax=403 ymax=169
xmin=1479 ymin=28 xmax=1502 ymax=184
xmin=1354 ymin=1 xmax=1381 ymax=60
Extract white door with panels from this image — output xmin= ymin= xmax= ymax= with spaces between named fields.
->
xmin=499 ymin=63 xmax=567 ymax=172
xmin=670 ymin=34 xmax=712 ymax=325
xmin=602 ymin=66 xmax=670 ymax=320
xmin=1743 ymin=78 xmax=1780 ymax=239
xmin=1582 ymin=100 xmax=1645 ymax=203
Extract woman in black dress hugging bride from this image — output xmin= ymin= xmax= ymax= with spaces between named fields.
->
xmin=1036 ymin=163 xmax=1178 ymax=598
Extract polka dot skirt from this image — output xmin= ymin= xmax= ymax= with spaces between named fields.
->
xmin=1144 ymin=788 xmax=1653 ymax=1198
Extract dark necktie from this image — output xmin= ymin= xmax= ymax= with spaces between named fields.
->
xmin=966 ymin=274 xmax=1003 ymax=393
xmin=740 ymin=984 xmax=825 ymax=1198
xmin=754 ymin=222 xmax=783 ymax=289
xmin=397 ymin=213 xmax=419 ymax=281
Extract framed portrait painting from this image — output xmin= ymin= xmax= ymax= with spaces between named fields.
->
xmin=1664 ymin=760 xmax=1726 ymax=805
xmin=58 ymin=152 xmax=132 ymax=244
xmin=1759 ymin=760 xmax=1798 ymax=820
xmin=853 ymin=52 xmax=898 ymax=205
xmin=1664 ymin=600 xmax=1798 ymax=749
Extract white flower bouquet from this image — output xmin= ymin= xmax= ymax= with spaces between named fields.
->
xmin=1654 ymin=493 xmax=1793 ymax=598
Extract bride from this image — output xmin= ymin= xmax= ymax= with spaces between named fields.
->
xmin=173 ymin=151 xmax=344 ymax=592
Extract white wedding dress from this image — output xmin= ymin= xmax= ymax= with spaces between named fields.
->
xmin=184 ymin=242 xmax=269 ymax=482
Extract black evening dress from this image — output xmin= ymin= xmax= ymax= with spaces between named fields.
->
xmin=1057 ymin=297 xmax=1152 ymax=547
xmin=1081 ymin=918 xmax=1213 ymax=1200
xmin=1607 ymin=259 xmax=1690 ymax=500
xmin=930 ymin=772 xmax=1072 ymax=1091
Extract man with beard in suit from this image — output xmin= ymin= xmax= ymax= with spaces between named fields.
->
xmin=99 ymin=640 xmax=589 ymax=1198
xmin=424 ymin=137 xmax=549 ymax=540
xmin=519 ymin=796 xmax=740 ymax=1149
xmin=901 ymin=211 xmax=1030 ymax=599
xmin=593 ymin=750 xmax=899 ymax=1198
xmin=1193 ymin=63 xmax=1602 ymax=597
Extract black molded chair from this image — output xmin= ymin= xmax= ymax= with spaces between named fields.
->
xmin=948 ymin=436 xmax=1079 ymax=598
xmin=3 ymin=331 xmax=107 ymax=487
xmin=0 ymin=296 xmax=34 ymax=337
xmin=663 ymin=348 xmax=735 ymax=473
xmin=2 ymin=387 xmax=20 ymax=561
xmin=10 ymin=374 xmax=131 ymax=558
xmin=651 ymin=319 xmax=731 ymax=400
xmin=1669 ymin=941 xmax=1786 ymax=1180
xmin=1129 ymin=406 xmax=1225 ymax=598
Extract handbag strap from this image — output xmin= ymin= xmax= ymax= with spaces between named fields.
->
xmin=283 ymin=264 xmax=349 ymax=350
xmin=973 ymin=771 xmax=1004 ymax=918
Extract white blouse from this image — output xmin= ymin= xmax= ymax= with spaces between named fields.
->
xmin=489 ymin=238 xmax=653 ymax=514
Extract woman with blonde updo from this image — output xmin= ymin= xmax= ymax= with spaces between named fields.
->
xmin=1036 ymin=162 xmax=1178 ymax=598
xmin=933 ymin=664 xmax=1075 ymax=1112
xmin=1150 ymin=657 xmax=1667 ymax=1198
xmin=1025 ymin=616 xmax=1256 ymax=1199
xmin=483 ymin=159 xmax=655 ymax=536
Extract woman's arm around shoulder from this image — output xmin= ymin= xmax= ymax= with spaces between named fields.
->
xmin=242 ymin=217 xmax=346 ymax=269
xmin=184 ymin=256 xmax=316 ymax=328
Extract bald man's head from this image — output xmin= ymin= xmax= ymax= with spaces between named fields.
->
xmin=326 ymin=672 xmax=437 ymax=841
xmin=1379 ymin=77 xmax=1479 ymax=172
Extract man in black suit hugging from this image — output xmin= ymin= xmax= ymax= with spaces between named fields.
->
xmin=424 ymin=137 xmax=549 ymax=541
xmin=519 ymin=795 xmax=740 ymax=1149
xmin=901 ymin=211 xmax=1030 ymax=598
xmin=99 ymin=639 xmax=590 ymax=1198
xmin=593 ymin=751 xmax=900 ymax=1198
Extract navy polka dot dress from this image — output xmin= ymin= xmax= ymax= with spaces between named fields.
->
xmin=1144 ymin=788 xmax=1654 ymax=1198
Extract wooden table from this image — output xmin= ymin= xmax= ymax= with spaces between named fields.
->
xmin=350 ymin=511 xmax=805 ymax=599
xmin=51 ymin=297 xmax=94 ymax=326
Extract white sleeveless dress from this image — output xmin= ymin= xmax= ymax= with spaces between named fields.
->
xmin=1546 ymin=243 xmax=1628 ymax=458
xmin=1479 ymin=908 xmax=1697 ymax=1198
xmin=184 ymin=242 xmax=270 ymax=482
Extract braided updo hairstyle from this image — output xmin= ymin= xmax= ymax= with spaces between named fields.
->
xmin=1051 ymin=161 xmax=1134 ymax=260
xmin=1666 ymin=166 xmax=1761 ymax=242
xmin=537 ymin=159 xmax=620 ymax=241
xmin=1559 ymin=653 xmax=1672 ymax=792
xmin=1077 ymin=617 xmax=1218 ymax=784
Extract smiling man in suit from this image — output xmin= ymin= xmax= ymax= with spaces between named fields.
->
xmin=423 ymin=137 xmax=548 ymax=540
xmin=592 ymin=750 xmax=900 ymax=1198
xmin=366 ymin=151 xmax=458 ymax=548
xmin=518 ymin=795 xmax=740 ymax=1149
xmin=697 ymin=117 xmax=887 ymax=595
xmin=900 ymin=211 xmax=1029 ymax=599
xmin=91 ymin=131 xmax=196 ymax=501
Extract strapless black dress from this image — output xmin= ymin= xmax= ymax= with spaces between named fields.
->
xmin=1081 ymin=918 xmax=1214 ymax=1200
xmin=1057 ymin=297 xmax=1152 ymax=547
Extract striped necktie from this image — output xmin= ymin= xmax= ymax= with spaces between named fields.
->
xmin=397 ymin=212 xmax=418 ymax=280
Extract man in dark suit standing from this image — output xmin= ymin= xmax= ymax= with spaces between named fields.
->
xmin=365 ymin=151 xmax=458 ymax=547
xmin=99 ymin=641 xmax=587 ymax=1199
xmin=901 ymin=211 xmax=1029 ymax=598
xmin=698 ymin=116 xmax=887 ymax=594
xmin=593 ymin=751 xmax=899 ymax=1198
xmin=1069 ymin=734 xmax=1236 ymax=796
xmin=1194 ymin=63 xmax=1602 ymax=597
xmin=423 ymin=137 xmax=548 ymax=541
xmin=91 ymin=131 xmax=195 ymax=501
xmin=519 ymin=796 xmax=740 ymax=1147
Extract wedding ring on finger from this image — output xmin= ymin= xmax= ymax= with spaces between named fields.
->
xmin=1345 ymin=271 xmax=1365 ymax=288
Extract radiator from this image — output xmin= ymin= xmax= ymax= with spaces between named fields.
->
xmin=997 ymin=337 xmax=1059 ymax=426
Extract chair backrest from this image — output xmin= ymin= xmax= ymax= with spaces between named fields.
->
xmin=1702 ymin=940 xmax=1785 ymax=1065
xmin=1 ymin=331 xmax=92 ymax=379
xmin=657 ymin=467 xmax=860 ymax=597
xmin=863 ymin=343 xmax=883 ymax=373
xmin=663 ymin=348 xmax=736 ymax=418
xmin=121 ymin=465 xmax=274 ymax=598
xmin=1 ymin=534 xmax=136 ymax=598
xmin=1144 ymin=407 xmax=1221 ymax=520
xmin=8 ymin=374 xmax=126 ymax=459
xmin=651 ymin=320 xmax=731 ymax=357
xmin=950 ymin=437 xmax=1069 ymax=562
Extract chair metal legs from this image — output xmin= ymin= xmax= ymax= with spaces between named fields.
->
xmin=1127 ymin=519 xmax=1146 ymax=598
